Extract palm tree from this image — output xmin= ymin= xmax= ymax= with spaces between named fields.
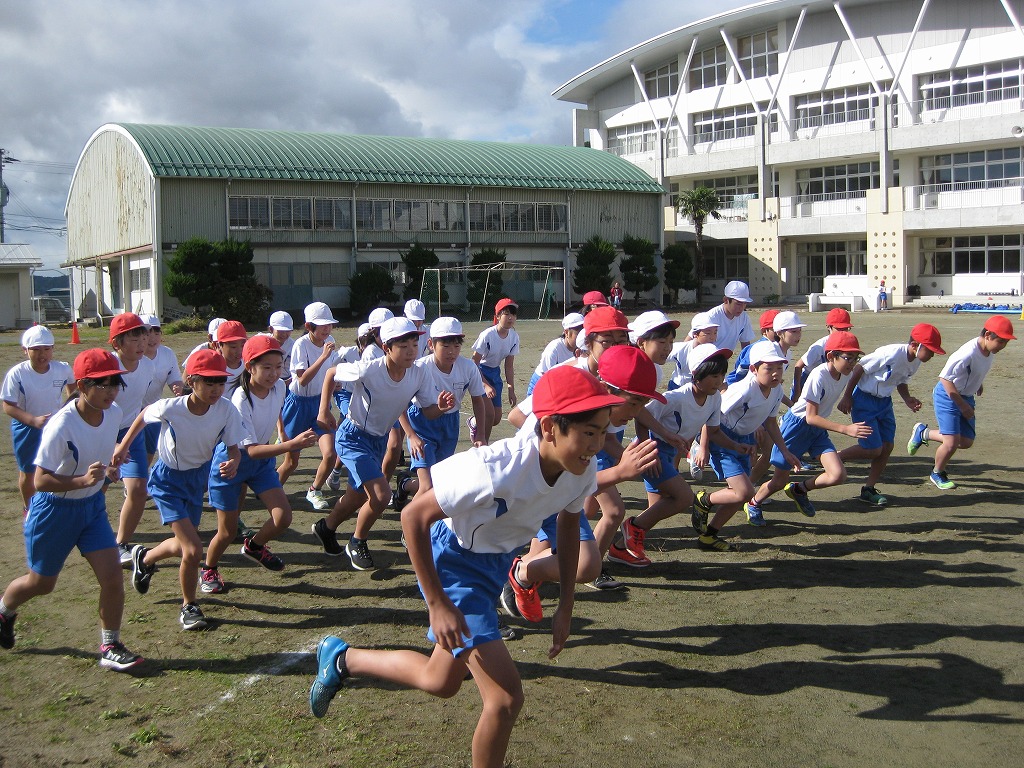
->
xmin=675 ymin=186 xmax=722 ymax=305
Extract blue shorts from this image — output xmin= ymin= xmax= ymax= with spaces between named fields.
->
xmin=143 ymin=421 xmax=160 ymax=455
xmin=336 ymin=418 xmax=387 ymax=490
xmin=595 ymin=432 xmax=624 ymax=473
xmin=11 ymin=420 xmax=41 ymax=473
xmin=116 ymin=427 xmax=149 ymax=480
xmin=770 ymin=410 xmax=835 ymax=468
xmin=536 ymin=511 xmax=593 ymax=548
xmin=148 ymin=460 xmax=210 ymax=527
xmin=526 ymin=371 xmax=541 ymax=396
xmin=643 ymin=439 xmax=681 ymax=494
xmin=281 ymin=392 xmax=328 ymax=439
xmin=208 ymin=445 xmax=281 ymax=511
xmin=424 ymin=520 xmax=516 ymax=656
xmin=407 ymin=408 xmax=460 ymax=470
xmin=479 ymin=364 xmax=503 ymax=408
xmin=334 ymin=389 xmax=352 ymax=418
xmin=850 ymin=389 xmax=896 ymax=450
xmin=24 ymin=491 xmax=115 ymax=577
xmin=710 ymin=426 xmax=756 ymax=480
xmin=933 ymin=382 xmax=976 ymax=440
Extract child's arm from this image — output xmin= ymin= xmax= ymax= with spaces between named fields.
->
xmin=2 ymin=401 xmax=51 ymax=429
xmin=295 ymin=340 xmax=337 ymax=387
xmin=246 ymin=429 xmax=317 ymax=459
xmin=633 ymin=407 xmax=687 ymax=452
xmin=594 ymin=438 xmax=659 ymax=490
xmin=503 ymin=355 xmax=517 ymax=408
xmin=316 ymin=365 xmax=340 ymax=431
xmin=791 ymin=360 xmax=807 ymax=401
xmin=762 ymin=417 xmax=802 ymax=471
xmin=111 ymin=409 xmax=149 ymax=466
xmin=34 ymin=462 xmax=107 ymax=493
xmin=506 ymin=403 xmax=527 ymax=429
xmin=418 ymin=390 xmax=457 ymax=420
xmin=217 ymin=444 xmax=241 ymax=479
xmin=399 ymin=411 xmax=425 ymax=460
xmin=551 ymin=508 xmax=581 ymax=659
xmin=691 ymin=423 xmax=711 ymax=467
xmin=939 ymin=377 xmax=974 ymax=420
xmin=706 ymin=424 xmax=753 ymax=455
xmin=470 ymin=394 xmax=489 ymax=446
xmin=804 ymin=401 xmax=872 ymax=439
xmin=837 ymin=364 xmax=866 ymax=415
xmin=896 ymin=382 xmax=923 ymax=413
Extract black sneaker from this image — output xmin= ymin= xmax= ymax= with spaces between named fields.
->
xmin=131 ymin=545 xmax=155 ymax=594
xmin=99 ymin=641 xmax=143 ymax=671
xmin=499 ymin=581 xmax=522 ymax=618
xmin=0 ymin=612 xmax=16 ymax=649
xmin=393 ymin=469 xmax=414 ymax=512
xmin=498 ymin=620 xmax=518 ymax=641
xmin=345 ymin=538 xmax=375 ymax=571
xmin=241 ymin=537 xmax=285 ymax=571
xmin=236 ymin=519 xmax=258 ymax=541
xmin=587 ymin=569 xmax=624 ymax=591
xmin=312 ymin=519 xmax=343 ymax=556
xmin=179 ymin=602 xmax=208 ymax=631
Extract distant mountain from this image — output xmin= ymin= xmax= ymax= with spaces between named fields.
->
xmin=33 ymin=274 xmax=70 ymax=294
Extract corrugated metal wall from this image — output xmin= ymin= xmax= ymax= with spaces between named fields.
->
xmin=159 ymin=179 xmax=230 ymax=242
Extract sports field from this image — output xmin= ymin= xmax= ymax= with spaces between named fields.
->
xmin=0 ymin=307 xmax=1020 ymax=768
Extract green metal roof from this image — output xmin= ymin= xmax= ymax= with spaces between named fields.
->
xmin=112 ymin=123 xmax=665 ymax=194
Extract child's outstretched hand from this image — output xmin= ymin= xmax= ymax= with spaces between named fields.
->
xmin=109 ymin=445 xmax=129 ymax=468
xmin=549 ymin=603 xmax=572 ymax=659
xmin=289 ymin=428 xmax=318 ymax=451
xmin=618 ymin=438 xmax=659 ymax=479
xmin=436 ymin=390 xmax=456 ymax=412
xmin=903 ymin=396 xmax=923 ymax=413
xmin=218 ymin=456 xmax=240 ymax=480
xmin=846 ymin=421 xmax=873 ymax=439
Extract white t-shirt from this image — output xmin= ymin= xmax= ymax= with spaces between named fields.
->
xmin=2 ymin=360 xmax=73 ymax=416
xmin=856 ymin=344 xmax=922 ymax=398
xmin=705 ymin=304 xmax=755 ymax=353
xmin=114 ymin=354 xmax=156 ymax=430
xmin=939 ymin=338 xmax=994 ymax=397
xmin=361 ymin=344 xmax=384 ymax=362
xmin=231 ymin=379 xmax=286 ymax=447
xmin=645 ymin=384 xmax=721 ymax=442
xmin=144 ymin=396 xmax=245 ymax=470
xmin=798 ymin=334 xmax=830 ymax=372
xmin=789 ymin=364 xmax=849 ymax=420
xmin=143 ymin=346 xmax=183 ymax=407
xmin=472 ymin=326 xmax=519 ymax=367
xmin=532 ymin=337 xmax=574 ymax=376
xmin=333 ymin=357 xmax=438 ymax=436
xmin=667 ymin=341 xmax=697 ymax=387
xmin=431 ymin=431 xmax=596 ymax=553
xmin=289 ymin=334 xmax=339 ymax=397
xmin=34 ymin=400 xmax=122 ymax=500
xmin=411 ymin=355 xmax=485 ymax=409
xmin=183 ymin=342 xmax=212 ymax=370
xmin=720 ymin=373 xmax=784 ymax=435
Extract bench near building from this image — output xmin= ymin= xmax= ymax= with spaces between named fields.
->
xmin=62 ymin=123 xmax=664 ymax=321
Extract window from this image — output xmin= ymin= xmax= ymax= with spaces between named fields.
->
xmin=311 ymin=262 xmax=347 ymax=285
xmin=394 ymin=201 xmax=429 ymax=231
xmin=702 ymin=244 xmax=750 ymax=280
xmin=920 ymin=147 xmax=1021 ymax=186
xmin=536 ymin=204 xmax=568 ymax=232
xmin=796 ymin=162 xmax=889 ymax=199
xmin=129 ymin=267 xmax=151 ymax=291
xmin=921 ymin=235 xmax=1021 ymax=275
xmin=693 ymin=105 xmax=763 ymax=143
xmin=920 ymin=58 xmax=1022 ymax=110
xmin=645 ymin=61 xmax=679 ymax=99
xmin=229 ymin=196 xmax=270 ymax=229
xmin=503 ymin=203 xmax=537 ymax=233
xmin=430 ymin=201 xmax=465 ymax=231
xmin=794 ymin=83 xmax=886 ymax=129
xmin=355 ymin=199 xmax=391 ymax=231
xmin=272 ymin=198 xmax=312 ymax=230
xmin=689 ymin=44 xmax=728 ymax=90
xmin=737 ymin=29 xmax=779 ymax=79
xmin=796 ymin=241 xmax=868 ymax=278
xmin=470 ymin=202 xmax=501 ymax=231
xmin=606 ymin=122 xmax=657 ymax=156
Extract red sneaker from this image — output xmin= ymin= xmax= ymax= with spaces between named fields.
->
xmin=505 ymin=557 xmax=543 ymax=623
xmin=607 ymin=542 xmax=652 ymax=568
xmin=621 ymin=517 xmax=648 ymax=561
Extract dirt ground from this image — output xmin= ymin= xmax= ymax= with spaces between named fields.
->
xmin=0 ymin=307 xmax=1020 ymax=768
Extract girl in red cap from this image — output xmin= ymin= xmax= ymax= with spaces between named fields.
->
xmin=470 ymin=298 xmax=519 ymax=442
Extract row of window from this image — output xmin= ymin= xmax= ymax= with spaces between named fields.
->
xmin=920 ymin=235 xmax=1023 ymax=275
xmin=683 ymin=30 xmax=780 ymax=92
xmin=920 ymin=147 xmax=1021 ymax=185
xmin=920 ymin=58 xmax=1022 ymax=110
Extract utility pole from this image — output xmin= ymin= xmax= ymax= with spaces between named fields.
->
xmin=0 ymin=147 xmax=19 ymax=244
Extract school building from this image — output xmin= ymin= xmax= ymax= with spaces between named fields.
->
xmin=63 ymin=123 xmax=664 ymax=321
xmin=555 ymin=0 xmax=1024 ymax=307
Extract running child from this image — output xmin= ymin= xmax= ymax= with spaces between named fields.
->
xmin=582 ymin=290 xmax=610 ymax=314
xmin=2 ymin=326 xmax=73 ymax=511
xmin=907 ymin=315 xmax=1015 ymax=489
xmin=308 ymin=365 xmax=622 ymax=768
xmin=526 ymin=312 xmax=584 ymax=395
xmin=264 ymin=310 xmax=296 ymax=361
xmin=791 ymin=307 xmax=853 ymax=401
xmin=116 ymin=349 xmax=244 ymax=630
xmin=629 ymin=310 xmax=680 ymax=383
xmin=404 ymin=299 xmax=430 ymax=358
xmin=363 ymin=307 xmax=405 ymax=488
xmin=667 ymin=311 xmax=718 ymax=390
xmin=183 ymin=317 xmax=226 ymax=370
xmin=471 ymin=297 xmax=519 ymax=443
xmin=324 ymin=323 xmax=370 ymax=492
xmin=139 ymin=315 xmax=184 ymax=463
xmin=0 ymin=349 xmax=142 ymax=671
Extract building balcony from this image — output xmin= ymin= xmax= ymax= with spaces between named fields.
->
xmin=903 ymin=178 xmax=1024 ymax=231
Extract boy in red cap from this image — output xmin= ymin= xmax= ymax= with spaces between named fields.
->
xmin=308 ymin=365 xmax=622 ymax=768
xmin=470 ymin=298 xmax=520 ymax=443
xmin=837 ymin=323 xmax=945 ymax=505
xmin=907 ymin=315 xmax=1015 ymax=489
xmin=582 ymin=289 xmax=610 ymax=313
xmin=791 ymin=307 xmax=853 ymax=402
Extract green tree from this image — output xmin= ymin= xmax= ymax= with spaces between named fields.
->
xmin=572 ymin=235 xmax=616 ymax=297
xmin=467 ymin=248 xmax=507 ymax=311
xmin=618 ymin=234 xmax=658 ymax=306
xmin=675 ymin=186 xmax=722 ymax=304
xmin=348 ymin=266 xmax=396 ymax=317
xmin=663 ymin=242 xmax=698 ymax=306
xmin=400 ymin=243 xmax=440 ymax=300
xmin=165 ymin=237 xmax=217 ymax=312
xmin=164 ymin=237 xmax=271 ymax=323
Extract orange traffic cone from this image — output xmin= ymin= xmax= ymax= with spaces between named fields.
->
xmin=70 ymin=322 xmax=81 ymax=345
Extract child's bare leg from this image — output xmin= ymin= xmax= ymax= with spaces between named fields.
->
xmin=325 ymin=485 xmax=367 ymax=530
xmin=803 ymin=451 xmax=846 ymax=491
xmin=753 ymin=468 xmax=789 ymax=504
xmin=170 ymin=520 xmax=204 ymax=606
xmin=312 ymin=433 xmax=337 ymax=490
xmin=17 ymin=471 xmax=33 ymax=510
xmin=115 ymin=477 xmax=149 ymax=543
xmin=382 ymin=428 xmax=402 ymax=480
xmin=934 ymin=433 xmax=971 ymax=474
xmin=250 ymin=487 xmax=292 ymax=546
xmin=84 ymin=547 xmax=124 ymax=631
xmin=633 ymin=476 xmax=693 ymax=530
xmin=277 ymin=449 xmax=300 ymax=485
xmin=206 ymin=509 xmax=240 ymax=568
xmin=520 ymin=539 xmax=601 ymax=584
xmin=2 ymin=571 xmax=58 ymax=609
xmin=462 ymin=640 xmax=526 ymax=768
xmin=708 ymin=474 xmax=755 ymax=530
xmin=352 ymin=477 xmax=392 ymax=540
xmin=347 ymin=642 xmax=468 ymax=698
xmin=590 ymin=489 xmax=625 ymax=557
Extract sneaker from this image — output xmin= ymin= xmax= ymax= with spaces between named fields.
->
xmin=99 ymin=641 xmax=143 ymax=671
xmin=587 ymin=568 xmax=624 ymax=591
xmin=907 ymin=422 xmax=929 ymax=455
xmin=199 ymin=567 xmax=225 ymax=594
xmin=744 ymin=501 xmax=767 ymax=527
xmin=698 ymin=533 xmax=737 ymax=552
xmin=118 ymin=542 xmax=133 ymax=568
xmin=312 ymin=519 xmax=343 ymax=556
xmin=498 ymin=619 xmax=518 ymax=641
xmin=131 ymin=545 xmax=155 ymax=594
xmin=859 ymin=486 xmax=889 ymax=506
xmin=393 ymin=469 xmax=414 ymax=512
xmin=799 ymin=461 xmax=815 ymax=472
xmin=241 ymin=537 xmax=285 ymax=571
xmin=326 ymin=469 xmax=343 ymax=492
xmin=620 ymin=517 xmax=647 ymax=561
xmin=691 ymin=490 xmax=713 ymax=534
xmin=503 ymin=558 xmax=543 ymax=622
xmin=309 ymin=635 xmax=349 ymax=718
xmin=607 ymin=542 xmax=652 ymax=568
xmin=930 ymin=471 xmax=956 ymax=490
xmin=236 ymin=519 xmax=258 ymax=541
xmin=499 ymin=581 xmax=522 ymax=619
xmin=467 ymin=416 xmax=477 ymax=443
xmin=784 ymin=482 xmax=816 ymax=517
xmin=179 ymin=602 xmax=208 ymax=631
xmin=688 ymin=454 xmax=704 ymax=482
xmin=0 ymin=613 xmax=16 ymax=649
xmin=345 ymin=538 xmax=376 ymax=571
xmin=306 ymin=487 xmax=330 ymax=511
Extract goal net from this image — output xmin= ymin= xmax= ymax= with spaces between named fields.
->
xmin=420 ymin=263 xmax=567 ymax=322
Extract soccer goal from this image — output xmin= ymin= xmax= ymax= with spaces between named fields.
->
xmin=420 ymin=263 xmax=567 ymax=322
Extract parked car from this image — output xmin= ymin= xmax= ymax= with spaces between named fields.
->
xmin=31 ymin=296 xmax=72 ymax=324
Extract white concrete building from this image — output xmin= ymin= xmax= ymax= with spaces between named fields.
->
xmin=555 ymin=0 xmax=1024 ymax=307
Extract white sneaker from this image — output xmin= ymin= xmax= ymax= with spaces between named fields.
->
xmin=306 ymin=487 xmax=330 ymax=511
xmin=326 ymin=470 xmax=342 ymax=492
xmin=688 ymin=455 xmax=703 ymax=482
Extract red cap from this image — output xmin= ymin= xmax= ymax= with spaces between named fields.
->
xmin=583 ymin=306 xmax=629 ymax=336
xmin=216 ymin=320 xmax=248 ymax=343
xmin=983 ymin=315 xmax=1016 ymax=340
xmin=825 ymin=307 xmax=854 ymax=329
xmin=243 ymin=335 xmax=283 ymax=363
xmin=582 ymin=290 xmax=609 ymax=307
xmin=910 ymin=323 xmax=945 ymax=354
xmin=758 ymin=309 xmax=780 ymax=331
xmin=493 ymin=297 xmax=518 ymax=323
xmin=825 ymin=331 xmax=864 ymax=354
xmin=532 ymin=366 xmax=624 ymax=419
xmin=108 ymin=312 xmax=145 ymax=343
xmin=597 ymin=345 xmax=667 ymax=403
xmin=73 ymin=348 xmax=129 ymax=380
xmin=186 ymin=349 xmax=228 ymax=377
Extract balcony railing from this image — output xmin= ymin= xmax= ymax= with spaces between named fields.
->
xmin=902 ymin=86 xmax=1023 ymax=124
xmin=779 ymin=192 xmax=868 ymax=218
xmin=904 ymin=177 xmax=1024 ymax=210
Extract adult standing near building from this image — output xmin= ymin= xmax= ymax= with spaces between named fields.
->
xmin=703 ymin=281 xmax=756 ymax=354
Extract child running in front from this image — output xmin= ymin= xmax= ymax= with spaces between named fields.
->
xmin=0 ymin=349 xmax=142 ymax=670
xmin=471 ymin=297 xmax=519 ymax=443
xmin=115 ymin=349 xmax=244 ymax=630
xmin=745 ymin=331 xmax=872 ymax=520
xmin=308 ymin=364 xmax=623 ymax=768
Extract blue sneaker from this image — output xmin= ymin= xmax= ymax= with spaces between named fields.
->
xmin=744 ymin=501 xmax=767 ymax=526
xmin=930 ymin=471 xmax=956 ymax=490
xmin=907 ymin=422 xmax=928 ymax=455
xmin=784 ymin=482 xmax=816 ymax=517
xmin=310 ymin=635 xmax=349 ymax=718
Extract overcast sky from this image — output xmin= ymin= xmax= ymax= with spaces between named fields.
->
xmin=0 ymin=0 xmax=749 ymax=269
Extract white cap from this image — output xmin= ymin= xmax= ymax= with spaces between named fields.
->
xmin=749 ymin=341 xmax=788 ymax=366
xmin=689 ymin=343 xmax=732 ymax=370
xmin=367 ymin=307 xmax=394 ymax=327
xmin=690 ymin=311 xmax=719 ymax=332
xmin=404 ymin=299 xmax=426 ymax=321
xmin=428 ymin=316 xmax=463 ymax=338
xmin=628 ymin=311 xmax=680 ymax=339
xmin=141 ymin=314 xmax=160 ymax=328
xmin=269 ymin=310 xmax=293 ymax=331
xmin=380 ymin=317 xmax=425 ymax=344
xmin=561 ymin=312 xmax=585 ymax=331
xmin=208 ymin=317 xmax=226 ymax=336
xmin=724 ymin=280 xmax=753 ymax=303
xmin=772 ymin=310 xmax=806 ymax=332
xmin=304 ymin=302 xmax=337 ymax=326
xmin=22 ymin=325 xmax=54 ymax=348
xmin=357 ymin=322 xmax=372 ymax=338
